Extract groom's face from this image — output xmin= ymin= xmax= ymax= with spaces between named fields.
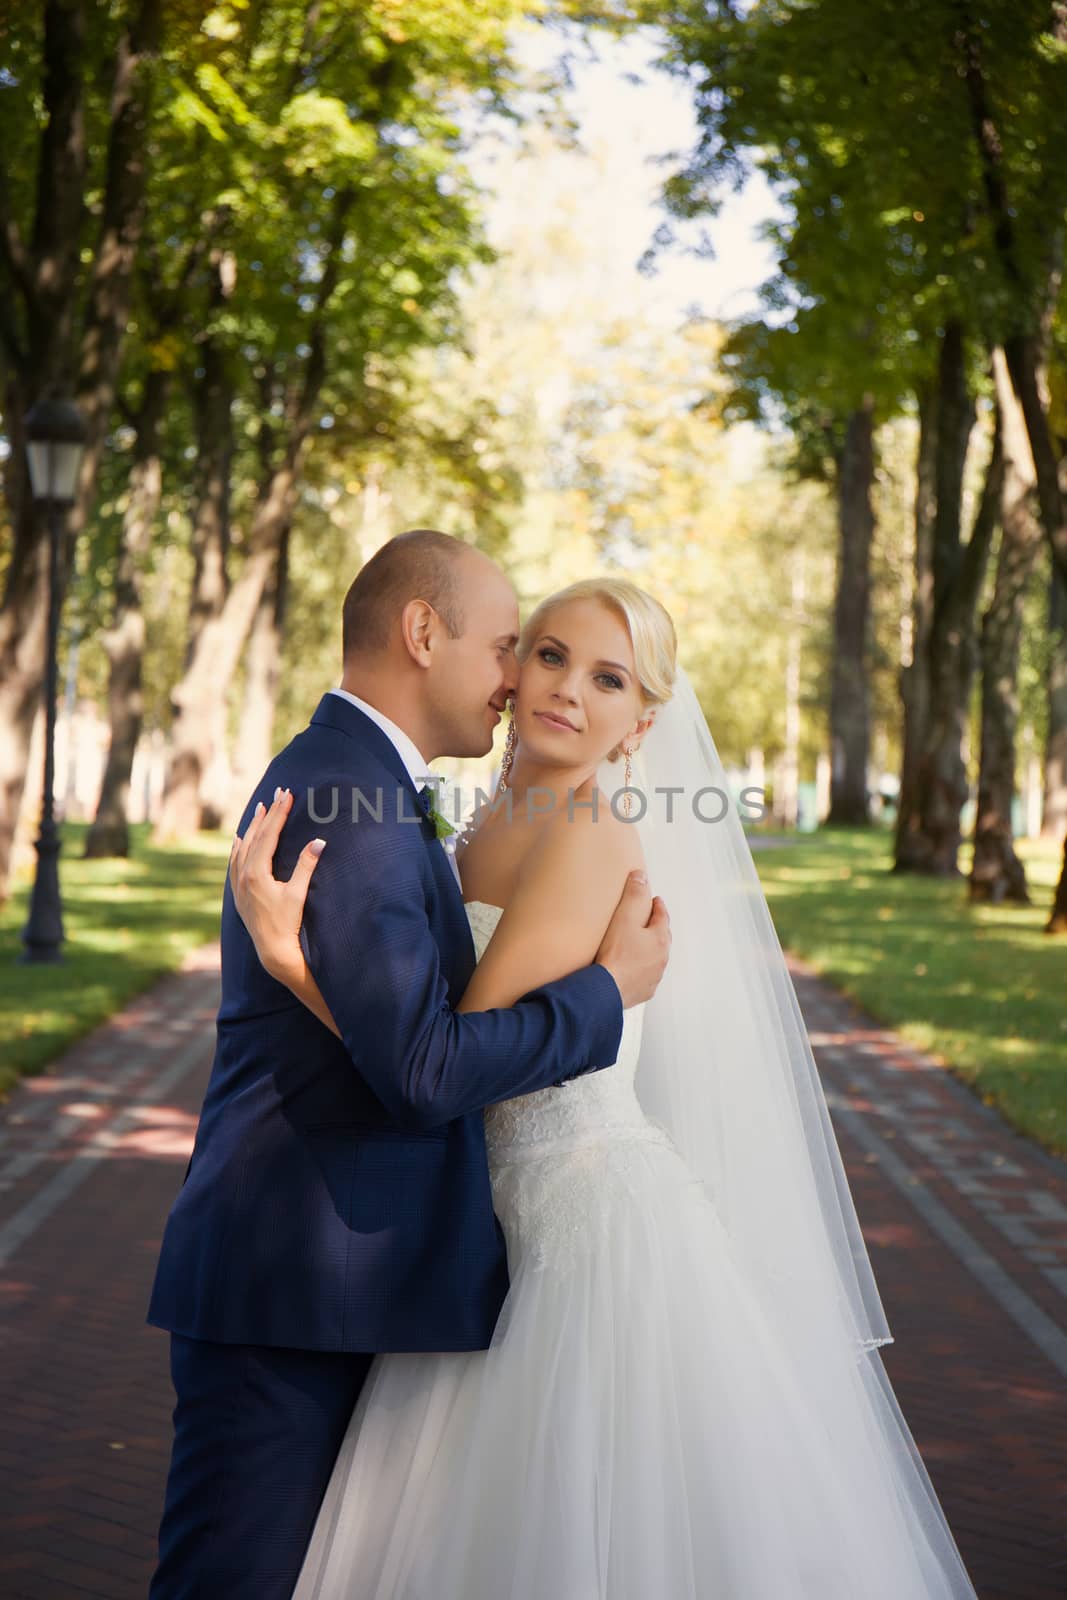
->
xmin=427 ymin=554 xmax=520 ymax=759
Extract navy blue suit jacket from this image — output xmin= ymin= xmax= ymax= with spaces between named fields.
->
xmin=147 ymin=693 xmax=625 ymax=1352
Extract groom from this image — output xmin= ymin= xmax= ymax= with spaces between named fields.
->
xmin=147 ymin=528 xmax=671 ymax=1598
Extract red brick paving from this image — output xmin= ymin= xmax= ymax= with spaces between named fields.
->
xmin=0 ymin=942 xmax=1064 ymax=1597
xmin=0 ymin=948 xmax=219 ymax=1600
xmin=797 ymin=965 xmax=1067 ymax=1600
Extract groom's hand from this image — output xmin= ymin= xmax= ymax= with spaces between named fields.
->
xmin=594 ymin=871 xmax=670 ymax=1009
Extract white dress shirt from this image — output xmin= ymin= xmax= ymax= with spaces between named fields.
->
xmin=327 ymin=687 xmax=462 ymax=888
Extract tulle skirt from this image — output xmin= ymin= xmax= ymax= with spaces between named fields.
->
xmin=292 ymin=1130 xmax=977 ymax=1598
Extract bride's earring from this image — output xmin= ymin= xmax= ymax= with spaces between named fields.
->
xmin=623 ymin=743 xmax=634 ymax=817
xmin=497 ymin=704 xmax=518 ymax=795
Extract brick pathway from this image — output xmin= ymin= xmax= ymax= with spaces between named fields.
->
xmin=795 ymin=962 xmax=1067 ymax=1600
xmin=0 ymin=948 xmax=220 ymax=1600
xmin=0 ymin=943 xmax=1064 ymax=1597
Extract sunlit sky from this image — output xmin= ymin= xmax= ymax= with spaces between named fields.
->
xmin=470 ymin=27 xmax=781 ymax=332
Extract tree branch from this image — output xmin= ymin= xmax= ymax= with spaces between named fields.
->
xmin=958 ymin=386 xmax=1004 ymax=619
xmin=289 ymin=184 xmax=354 ymax=434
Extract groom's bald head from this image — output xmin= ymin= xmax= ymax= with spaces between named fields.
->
xmin=342 ymin=528 xmax=471 ymax=658
xmin=339 ymin=527 xmax=519 ymax=761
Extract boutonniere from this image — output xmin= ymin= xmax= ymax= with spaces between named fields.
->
xmin=428 ymin=800 xmax=456 ymax=841
xmin=420 ymin=778 xmax=458 ymax=841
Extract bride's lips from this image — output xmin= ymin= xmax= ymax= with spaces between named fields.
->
xmin=534 ymin=710 xmax=578 ymax=732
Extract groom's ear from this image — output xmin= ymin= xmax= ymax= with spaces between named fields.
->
xmin=399 ymin=598 xmax=439 ymax=668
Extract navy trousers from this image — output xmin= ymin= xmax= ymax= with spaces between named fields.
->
xmin=150 ymin=1334 xmax=375 ymax=1599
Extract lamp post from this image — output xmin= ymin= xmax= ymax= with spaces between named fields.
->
xmin=20 ymin=396 xmax=87 ymax=964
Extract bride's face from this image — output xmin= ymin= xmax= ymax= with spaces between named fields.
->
xmin=513 ymin=598 xmax=653 ymax=772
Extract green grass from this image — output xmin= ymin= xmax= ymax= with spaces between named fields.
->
xmin=753 ymin=826 xmax=1067 ymax=1159
xmin=0 ymin=822 xmax=231 ymax=1097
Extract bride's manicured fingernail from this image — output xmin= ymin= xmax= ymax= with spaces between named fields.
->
xmin=255 ymin=801 xmax=265 ymax=817
xmin=273 ymin=785 xmax=281 ymax=802
xmin=309 ymin=839 xmax=326 ymax=857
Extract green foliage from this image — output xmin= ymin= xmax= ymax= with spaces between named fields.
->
xmin=653 ymin=0 xmax=1067 ymax=444
xmin=140 ymin=0 xmax=510 ymax=395
xmin=62 ymin=0 xmax=560 ymax=732
xmin=13 ymin=2 xmax=1060 ymax=828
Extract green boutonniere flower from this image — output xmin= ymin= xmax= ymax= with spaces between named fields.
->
xmin=427 ymin=801 xmax=456 ymax=841
xmin=418 ymin=781 xmax=458 ymax=841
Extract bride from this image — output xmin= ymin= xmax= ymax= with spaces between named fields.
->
xmin=232 ymin=577 xmax=978 ymax=1598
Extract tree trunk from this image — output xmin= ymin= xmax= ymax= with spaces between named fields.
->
xmin=971 ymin=351 xmax=1043 ymax=903
xmin=1043 ymin=565 xmax=1067 ymax=839
xmin=228 ymin=521 xmax=291 ymax=825
xmin=826 ymin=396 xmax=875 ymax=825
xmin=914 ymin=441 xmax=1001 ymax=879
xmin=84 ymin=370 xmax=167 ymax=857
xmin=154 ymin=335 xmax=234 ymax=841
xmin=0 ymin=0 xmax=89 ymax=906
xmin=895 ymin=323 xmax=994 ymax=876
xmin=956 ymin=10 xmax=1067 ymax=926
xmin=0 ymin=457 xmax=52 ymax=900
xmin=1045 ymin=539 xmax=1067 ymax=934
xmin=152 ymin=186 xmax=349 ymax=846
xmin=996 ymin=337 xmax=1067 ymax=929
xmin=0 ymin=0 xmax=160 ymax=903
xmin=958 ymin=11 xmax=1067 ymax=590
xmin=894 ymin=380 xmax=938 ymax=864
xmin=1003 ymin=334 xmax=1067 ymax=587
xmin=1048 ymin=837 xmax=1067 ymax=932
xmin=188 ymin=339 xmax=233 ymax=654
xmin=153 ymin=450 xmax=301 ymax=843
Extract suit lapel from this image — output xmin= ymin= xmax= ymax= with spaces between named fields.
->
xmin=308 ymin=695 xmax=469 ymax=934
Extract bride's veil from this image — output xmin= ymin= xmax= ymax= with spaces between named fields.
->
xmin=597 ymin=663 xmax=893 ymax=1359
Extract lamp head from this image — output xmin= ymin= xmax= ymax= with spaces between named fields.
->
xmin=24 ymin=397 xmax=87 ymax=505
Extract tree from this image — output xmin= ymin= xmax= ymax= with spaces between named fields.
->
xmin=654 ymin=0 xmax=1067 ymax=896
xmin=0 ymin=0 xmax=166 ymax=902
xmin=83 ymin=366 xmax=169 ymax=856
xmin=146 ymin=0 xmax=519 ymax=840
xmin=971 ymin=350 xmax=1045 ymax=901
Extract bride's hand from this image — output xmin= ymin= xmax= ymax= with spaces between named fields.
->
xmin=228 ymin=788 xmax=326 ymax=986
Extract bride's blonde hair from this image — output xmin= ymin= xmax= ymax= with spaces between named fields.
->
xmin=517 ymin=577 xmax=677 ymax=756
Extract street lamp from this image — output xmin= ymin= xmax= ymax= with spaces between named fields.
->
xmin=20 ymin=396 xmax=87 ymax=964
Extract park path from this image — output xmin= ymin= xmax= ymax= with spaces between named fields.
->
xmin=0 ymin=941 xmax=1065 ymax=1598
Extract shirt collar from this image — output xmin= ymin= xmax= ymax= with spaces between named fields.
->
xmin=326 ymin=687 xmax=434 ymax=791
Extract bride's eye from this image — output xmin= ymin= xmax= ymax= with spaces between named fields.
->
xmin=596 ymin=672 xmax=624 ymax=690
xmin=538 ymin=647 xmax=563 ymax=666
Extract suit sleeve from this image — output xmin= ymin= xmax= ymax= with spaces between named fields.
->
xmin=282 ymin=779 xmax=625 ymax=1131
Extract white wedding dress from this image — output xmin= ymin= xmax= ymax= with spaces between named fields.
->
xmin=292 ymin=899 xmax=976 ymax=1600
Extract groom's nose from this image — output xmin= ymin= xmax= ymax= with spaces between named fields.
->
xmin=498 ymin=652 xmax=520 ymax=696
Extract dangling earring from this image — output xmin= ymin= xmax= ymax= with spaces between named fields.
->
xmin=623 ymin=744 xmax=634 ymax=817
xmin=497 ymin=702 xmax=518 ymax=795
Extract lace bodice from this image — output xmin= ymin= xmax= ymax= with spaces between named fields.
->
xmin=464 ymin=900 xmax=685 ymax=1271
xmin=465 ymin=900 xmax=655 ymax=1162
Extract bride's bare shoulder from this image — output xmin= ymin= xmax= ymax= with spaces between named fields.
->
xmin=521 ymin=780 xmax=645 ymax=894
